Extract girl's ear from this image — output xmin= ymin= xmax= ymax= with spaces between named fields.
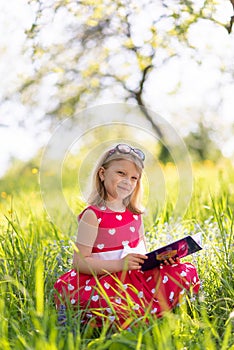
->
xmin=98 ymin=167 xmax=105 ymax=182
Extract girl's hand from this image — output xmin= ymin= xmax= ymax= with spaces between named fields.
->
xmin=121 ymin=253 xmax=148 ymax=271
xmin=161 ymin=256 xmax=180 ymax=266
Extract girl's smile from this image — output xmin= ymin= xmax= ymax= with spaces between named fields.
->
xmin=99 ymin=159 xmax=140 ymax=203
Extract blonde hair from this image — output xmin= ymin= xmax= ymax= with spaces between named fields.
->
xmin=88 ymin=146 xmax=144 ymax=214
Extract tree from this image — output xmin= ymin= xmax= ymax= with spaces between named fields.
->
xmin=227 ymin=0 xmax=234 ymax=33
xmin=184 ymin=120 xmax=222 ymax=162
xmin=3 ymin=0 xmax=233 ymax=161
xmin=22 ymin=1 xmax=228 ymax=115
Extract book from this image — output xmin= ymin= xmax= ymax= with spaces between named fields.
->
xmin=141 ymin=232 xmax=202 ymax=271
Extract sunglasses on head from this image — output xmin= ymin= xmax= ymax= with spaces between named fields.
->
xmin=106 ymin=144 xmax=145 ymax=162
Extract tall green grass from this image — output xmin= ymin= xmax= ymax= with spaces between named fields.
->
xmin=0 ymin=160 xmax=234 ymax=349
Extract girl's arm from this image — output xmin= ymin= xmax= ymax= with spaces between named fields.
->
xmin=73 ymin=209 xmax=147 ymax=275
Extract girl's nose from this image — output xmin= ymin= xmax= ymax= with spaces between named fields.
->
xmin=123 ymin=177 xmax=131 ymax=184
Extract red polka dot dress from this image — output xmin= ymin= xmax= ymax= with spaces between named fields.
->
xmin=54 ymin=206 xmax=200 ymax=328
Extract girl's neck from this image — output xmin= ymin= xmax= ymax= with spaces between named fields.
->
xmin=104 ymin=200 xmax=126 ymax=212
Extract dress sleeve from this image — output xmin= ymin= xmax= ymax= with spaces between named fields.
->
xmin=78 ymin=206 xmax=99 ymax=222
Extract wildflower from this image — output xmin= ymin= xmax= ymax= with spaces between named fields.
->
xmin=1 ymin=192 xmax=7 ymax=199
xmin=32 ymin=168 xmax=38 ymax=174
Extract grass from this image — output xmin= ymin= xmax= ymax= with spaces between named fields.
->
xmin=0 ymin=159 xmax=234 ymax=349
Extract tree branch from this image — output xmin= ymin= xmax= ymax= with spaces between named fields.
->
xmin=227 ymin=0 xmax=234 ymax=33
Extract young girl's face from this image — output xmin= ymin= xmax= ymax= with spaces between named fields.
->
xmin=99 ymin=159 xmax=141 ymax=202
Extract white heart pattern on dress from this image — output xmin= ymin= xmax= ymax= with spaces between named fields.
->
xmin=169 ymin=291 xmax=174 ymax=300
xmin=122 ymin=240 xmax=129 ymax=246
xmin=138 ymin=291 xmax=144 ymax=298
xmin=100 ymin=206 xmax=106 ymax=210
xmin=151 ymin=307 xmax=157 ymax=314
xmin=116 ymin=215 xmax=122 ymax=221
xmin=91 ymin=295 xmax=99 ymax=302
xmin=133 ymin=215 xmax=138 ymax=220
xmin=115 ymin=298 xmax=122 ymax=304
xmin=146 ymin=276 xmax=152 ymax=282
xmin=84 ymin=285 xmax=91 ymax=291
xmin=109 ymin=316 xmax=115 ymax=322
xmin=133 ymin=303 xmax=140 ymax=310
xmin=108 ymin=228 xmax=116 ymax=235
xmin=97 ymin=243 xmax=104 ymax=250
xmin=68 ymin=284 xmax=75 ymax=291
xmin=70 ymin=271 xmax=76 ymax=277
xmin=162 ymin=276 xmax=169 ymax=284
xmin=130 ymin=226 xmax=135 ymax=232
xmin=106 ymin=307 xmax=112 ymax=314
xmin=151 ymin=288 xmax=155 ymax=294
xmin=185 ymin=263 xmax=193 ymax=269
xmin=70 ymin=298 xmax=76 ymax=304
xmin=85 ymin=279 xmax=90 ymax=285
xmin=180 ymin=271 xmax=187 ymax=277
xmin=97 ymin=218 xmax=102 ymax=223
xmin=104 ymin=282 xmax=110 ymax=289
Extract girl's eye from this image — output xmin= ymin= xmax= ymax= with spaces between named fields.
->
xmin=132 ymin=177 xmax=138 ymax=181
xmin=117 ymin=171 xmax=125 ymax=175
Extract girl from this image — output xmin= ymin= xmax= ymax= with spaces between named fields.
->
xmin=54 ymin=144 xmax=200 ymax=328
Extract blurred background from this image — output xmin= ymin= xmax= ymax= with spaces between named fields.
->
xmin=0 ymin=0 xmax=234 ymax=214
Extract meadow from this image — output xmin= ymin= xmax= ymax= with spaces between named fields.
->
xmin=0 ymin=158 xmax=233 ymax=349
